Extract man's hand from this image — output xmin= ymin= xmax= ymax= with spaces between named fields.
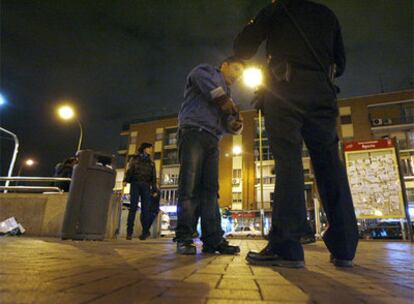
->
xmin=152 ymin=192 xmax=159 ymax=198
xmin=122 ymin=181 xmax=127 ymax=188
xmin=230 ymin=119 xmax=243 ymax=132
xmin=227 ymin=114 xmax=244 ymax=134
xmin=220 ymin=98 xmax=238 ymax=115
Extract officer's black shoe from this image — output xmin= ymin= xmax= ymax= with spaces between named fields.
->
xmin=139 ymin=231 xmax=150 ymax=240
xmin=330 ymin=255 xmax=353 ymax=268
xmin=126 ymin=234 xmax=132 ymax=240
xmin=176 ymin=241 xmax=197 ymax=255
xmin=202 ymin=240 xmax=240 ymax=255
xmin=246 ymin=244 xmax=305 ymax=268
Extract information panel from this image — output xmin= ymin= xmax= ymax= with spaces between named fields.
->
xmin=344 ymin=139 xmax=406 ymax=219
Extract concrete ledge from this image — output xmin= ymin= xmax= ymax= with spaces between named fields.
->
xmin=0 ymin=193 xmax=121 ymax=239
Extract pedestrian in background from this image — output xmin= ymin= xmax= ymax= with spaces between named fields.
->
xmin=123 ymin=143 xmax=158 ymax=240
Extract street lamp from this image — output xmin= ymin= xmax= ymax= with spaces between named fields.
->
xmin=242 ymin=66 xmax=266 ymax=236
xmin=232 ymin=145 xmax=242 ymax=156
xmin=57 ymin=104 xmax=83 ymax=152
xmin=17 ymin=159 xmax=36 ymax=177
xmin=15 ymin=159 xmax=36 ymax=186
xmin=243 ymin=67 xmax=263 ymax=88
xmin=0 ymin=93 xmax=6 ymax=106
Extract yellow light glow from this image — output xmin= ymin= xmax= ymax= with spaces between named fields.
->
xmin=243 ymin=67 xmax=263 ymax=88
xmin=233 ymin=146 xmax=242 ymax=156
xmin=25 ymin=159 xmax=35 ymax=167
xmin=57 ymin=105 xmax=75 ymax=120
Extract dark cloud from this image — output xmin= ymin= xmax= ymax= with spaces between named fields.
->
xmin=1 ymin=0 xmax=413 ymax=176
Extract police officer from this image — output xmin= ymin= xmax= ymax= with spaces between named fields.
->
xmin=175 ymin=56 xmax=244 ymax=255
xmin=234 ymin=0 xmax=358 ymax=268
xmin=124 ymin=143 xmax=158 ymax=240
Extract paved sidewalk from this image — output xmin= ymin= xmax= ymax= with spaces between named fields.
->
xmin=0 ymin=237 xmax=413 ymax=304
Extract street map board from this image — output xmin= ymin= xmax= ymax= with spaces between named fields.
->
xmin=344 ymin=139 xmax=406 ymax=219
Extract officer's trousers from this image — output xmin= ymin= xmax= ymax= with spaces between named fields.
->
xmin=263 ymin=69 xmax=358 ymax=261
xmin=127 ymin=182 xmax=152 ymax=236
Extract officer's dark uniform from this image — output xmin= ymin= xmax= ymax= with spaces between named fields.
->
xmin=234 ymin=0 xmax=358 ymax=263
xmin=124 ymin=152 xmax=158 ymax=239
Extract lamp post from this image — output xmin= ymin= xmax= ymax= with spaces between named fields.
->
xmin=57 ymin=105 xmax=83 ymax=152
xmin=243 ymin=67 xmax=265 ymax=236
xmin=15 ymin=159 xmax=36 ymax=186
xmin=17 ymin=159 xmax=36 ymax=177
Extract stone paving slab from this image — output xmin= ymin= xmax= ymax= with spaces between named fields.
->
xmin=0 ymin=237 xmax=413 ymax=304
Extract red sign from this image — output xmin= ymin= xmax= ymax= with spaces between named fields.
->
xmin=344 ymin=139 xmax=394 ymax=152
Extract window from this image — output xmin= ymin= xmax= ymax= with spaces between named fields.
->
xmin=163 ymin=150 xmax=178 ymax=165
xmin=164 ymin=127 xmax=178 ymax=145
xmin=232 ymin=169 xmax=241 ymax=178
xmin=232 ymin=192 xmax=242 ymax=204
xmin=340 ymin=115 xmax=352 ymax=124
xmin=154 ymin=152 xmax=161 ymax=160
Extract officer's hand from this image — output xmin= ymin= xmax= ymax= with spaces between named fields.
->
xmin=152 ymin=192 xmax=158 ymax=198
xmin=220 ymin=98 xmax=238 ymax=115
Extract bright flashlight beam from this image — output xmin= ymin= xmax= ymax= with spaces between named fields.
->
xmin=58 ymin=105 xmax=75 ymax=120
xmin=243 ymin=67 xmax=263 ymax=88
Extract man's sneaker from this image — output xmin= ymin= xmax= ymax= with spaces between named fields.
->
xmin=126 ymin=234 xmax=133 ymax=240
xmin=202 ymin=240 xmax=240 ymax=255
xmin=246 ymin=244 xmax=305 ymax=268
xmin=139 ymin=231 xmax=150 ymax=240
xmin=330 ymin=255 xmax=353 ymax=268
xmin=177 ymin=241 xmax=197 ymax=255
xmin=300 ymin=235 xmax=316 ymax=244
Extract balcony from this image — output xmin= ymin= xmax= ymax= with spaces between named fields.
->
xmin=370 ymin=116 xmax=414 ymax=131
xmin=368 ymin=98 xmax=414 ymax=132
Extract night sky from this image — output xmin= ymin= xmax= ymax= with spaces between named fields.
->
xmin=1 ymin=0 xmax=413 ymax=177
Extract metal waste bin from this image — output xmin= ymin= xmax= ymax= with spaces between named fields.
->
xmin=61 ymin=150 xmax=116 ymax=240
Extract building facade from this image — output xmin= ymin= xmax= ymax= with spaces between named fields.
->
xmin=117 ymin=90 xmax=414 ymax=221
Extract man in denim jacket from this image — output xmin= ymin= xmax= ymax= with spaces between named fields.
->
xmin=175 ymin=56 xmax=244 ymax=255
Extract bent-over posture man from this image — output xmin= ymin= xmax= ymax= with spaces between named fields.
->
xmin=175 ymin=56 xmax=244 ymax=255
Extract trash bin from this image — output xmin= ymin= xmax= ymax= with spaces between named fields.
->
xmin=61 ymin=150 xmax=116 ymax=240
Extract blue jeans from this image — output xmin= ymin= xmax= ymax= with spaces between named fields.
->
xmin=127 ymin=182 xmax=152 ymax=236
xmin=175 ymin=127 xmax=224 ymax=246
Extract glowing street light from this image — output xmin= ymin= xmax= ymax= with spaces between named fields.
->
xmin=243 ymin=67 xmax=263 ymax=88
xmin=232 ymin=146 xmax=242 ymax=156
xmin=56 ymin=104 xmax=83 ymax=152
xmin=0 ymin=93 xmax=6 ymax=106
xmin=25 ymin=159 xmax=35 ymax=167
xmin=17 ymin=158 xmax=36 ymax=179
xmin=58 ymin=105 xmax=75 ymax=120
